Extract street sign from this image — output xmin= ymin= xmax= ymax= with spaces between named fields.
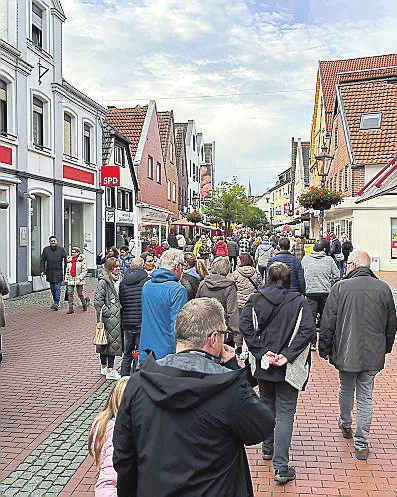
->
xmin=101 ymin=166 xmax=120 ymax=186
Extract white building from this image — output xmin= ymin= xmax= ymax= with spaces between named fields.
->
xmin=0 ymin=0 xmax=105 ymax=296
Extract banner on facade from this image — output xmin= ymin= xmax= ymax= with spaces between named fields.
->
xmin=101 ymin=166 xmax=120 ymax=186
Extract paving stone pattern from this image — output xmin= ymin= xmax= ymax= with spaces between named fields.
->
xmin=0 ymin=381 xmax=111 ymax=496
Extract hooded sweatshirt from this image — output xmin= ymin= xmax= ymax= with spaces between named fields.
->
xmin=113 ymin=353 xmax=274 ymax=497
xmin=196 ymin=274 xmax=239 ymax=332
xmin=139 ymin=268 xmax=187 ymax=363
xmin=255 ymin=242 xmax=274 ymax=267
xmin=301 ymin=251 xmax=339 ymax=294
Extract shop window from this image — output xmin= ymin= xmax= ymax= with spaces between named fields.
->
xmin=156 ymin=162 xmax=161 ymax=184
xmin=391 ymin=219 xmax=397 ymax=259
xmin=148 ymin=155 xmax=153 ymax=179
xmin=33 ymin=97 xmax=44 ymax=148
xmin=63 ymin=113 xmax=72 ymax=156
xmin=32 ymin=2 xmax=43 ymax=49
xmin=105 ymin=187 xmax=115 ymax=208
xmin=0 ymin=80 xmax=7 ymax=135
xmin=114 ymin=145 xmax=123 ymax=166
xmin=360 ymin=112 xmax=382 ymax=130
xmin=84 ymin=124 xmax=91 ymax=164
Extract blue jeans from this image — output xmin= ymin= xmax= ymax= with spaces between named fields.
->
xmin=120 ymin=329 xmax=141 ymax=376
xmin=258 ymin=265 xmax=266 ymax=280
xmin=259 ymin=380 xmax=299 ymax=472
xmin=339 ymin=370 xmax=379 ymax=449
xmin=50 ymin=282 xmax=62 ymax=305
xmin=100 ymin=354 xmax=115 ymax=369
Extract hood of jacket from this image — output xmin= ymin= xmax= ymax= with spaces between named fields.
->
xmin=308 ymin=251 xmax=326 ymax=259
xmin=140 ymin=353 xmax=247 ymax=411
xmin=237 ymin=266 xmax=257 ymax=278
xmin=122 ymin=267 xmax=149 ymax=285
xmin=184 ymin=266 xmax=200 ymax=279
xmin=257 ymin=284 xmax=299 ymax=306
xmin=150 ymin=267 xmax=180 ymax=284
xmin=203 ymin=273 xmax=235 ymax=290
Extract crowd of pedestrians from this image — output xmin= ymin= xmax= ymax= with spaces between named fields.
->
xmin=35 ymin=228 xmax=395 ymax=496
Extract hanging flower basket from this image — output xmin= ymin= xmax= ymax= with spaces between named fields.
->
xmin=299 ymin=187 xmax=343 ymax=210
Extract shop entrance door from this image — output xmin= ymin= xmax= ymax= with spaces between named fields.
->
xmin=64 ymin=202 xmax=83 ymax=254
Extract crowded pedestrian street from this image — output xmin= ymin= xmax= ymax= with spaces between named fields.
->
xmin=0 ymin=273 xmax=396 ymax=497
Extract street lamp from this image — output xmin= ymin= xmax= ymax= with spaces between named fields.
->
xmin=314 ymin=145 xmax=334 ymax=236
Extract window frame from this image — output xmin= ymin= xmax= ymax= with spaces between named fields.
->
xmin=63 ymin=112 xmax=72 ymax=157
xmin=360 ymin=112 xmax=382 ymax=130
xmin=33 ymin=96 xmax=44 ymax=148
xmin=156 ymin=162 xmax=161 ymax=184
xmin=32 ymin=2 xmax=43 ymax=49
xmin=0 ymin=80 xmax=7 ymax=136
xmin=114 ymin=145 xmax=123 ymax=166
xmin=83 ymin=123 xmax=91 ymax=164
xmin=148 ymin=155 xmax=153 ymax=179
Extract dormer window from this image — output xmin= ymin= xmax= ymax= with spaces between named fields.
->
xmin=32 ymin=3 xmax=43 ymax=48
xmin=360 ymin=112 xmax=382 ymax=130
xmin=114 ymin=146 xmax=123 ymax=166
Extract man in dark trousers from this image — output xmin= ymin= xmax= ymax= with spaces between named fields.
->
xmin=113 ymin=297 xmax=274 ymax=497
xmin=40 ymin=236 xmax=67 ymax=311
xmin=119 ymin=257 xmax=150 ymax=376
xmin=319 ymin=250 xmax=396 ymax=460
xmin=266 ymin=237 xmax=305 ymax=294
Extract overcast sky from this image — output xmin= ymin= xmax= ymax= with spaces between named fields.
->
xmin=62 ymin=0 xmax=397 ymax=196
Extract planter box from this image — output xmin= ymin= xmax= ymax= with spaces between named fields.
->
xmin=32 ymin=276 xmax=50 ymax=292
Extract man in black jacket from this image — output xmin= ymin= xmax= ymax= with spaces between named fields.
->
xmin=119 ymin=257 xmax=150 ymax=376
xmin=319 ymin=250 xmax=396 ymax=460
xmin=40 ymin=236 xmax=67 ymax=311
xmin=113 ymin=297 xmax=274 ymax=497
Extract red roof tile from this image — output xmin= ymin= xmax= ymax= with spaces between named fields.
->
xmin=105 ymin=106 xmax=148 ymax=159
xmin=338 ymin=76 xmax=397 ymax=164
xmin=320 ymin=54 xmax=397 ymax=132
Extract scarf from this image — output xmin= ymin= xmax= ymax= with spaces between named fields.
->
xmin=70 ymin=256 xmax=78 ymax=277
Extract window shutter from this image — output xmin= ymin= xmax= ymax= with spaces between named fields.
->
xmin=32 ymin=3 xmax=42 ymax=28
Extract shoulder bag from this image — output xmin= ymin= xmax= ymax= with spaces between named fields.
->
xmin=285 ymin=307 xmax=310 ymax=390
xmin=93 ymin=305 xmax=108 ymax=345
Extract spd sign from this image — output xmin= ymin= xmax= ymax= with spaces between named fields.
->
xmin=101 ymin=166 xmax=120 ymax=186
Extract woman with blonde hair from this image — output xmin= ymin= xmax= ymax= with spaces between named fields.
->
xmin=64 ymin=246 xmax=88 ymax=314
xmin=94 ymin=257 xmax=123 ymax=380
xmin=88 ymin=377 xmax=129 ymax=496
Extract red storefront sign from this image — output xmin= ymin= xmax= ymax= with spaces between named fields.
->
xmin=0 ymin=145 xmax=12 ymax=165
xmin=63 ymin=164 xmax=94 ymax=184
xmin=101 ymin=166 xmax=120 ymax=186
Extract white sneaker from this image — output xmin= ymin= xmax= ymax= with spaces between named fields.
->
xmin=100 ymin=366 xmax=107 ymax=376
xmin=106 ymin=369 xmax=121 ymax=381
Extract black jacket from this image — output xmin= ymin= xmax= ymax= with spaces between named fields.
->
xmin=319 ymin=267 xmax=396 ymax=372
xmin=181 ymin=272 xmax=201 ymax=301
xmin=40 ymin=245 xmax=67 ymax=282
xmin=341 ymin=240 xmax=353 ymax=261
xmin=119 ymin=268 xmax=150 ymax=330
xmin=167 ymin=233 xmax=178 ymax=248
xmin=239 ymin=285 xmax=314 ymax=383
xmin=113 ymin=352 xmax=274 ymax=497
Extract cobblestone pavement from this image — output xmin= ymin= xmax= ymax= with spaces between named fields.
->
xmin=0 ymin=275 xmax=396 ymax=496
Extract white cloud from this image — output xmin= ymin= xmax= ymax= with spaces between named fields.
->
xmin=62 ymin=0 xmax=397 ymax=194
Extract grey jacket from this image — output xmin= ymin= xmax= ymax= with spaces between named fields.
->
xmin=301 ymin=251 xmax=339 ymax=294
xmin=94 ymin=271 xmax=123 ymax=357
xmin=319 ymin=267 xmax=396 ymax=372
xmin=255 ymin=243 xmax=274 ymax=267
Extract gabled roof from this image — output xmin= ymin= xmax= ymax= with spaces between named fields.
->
xmin=356 ymin=156 xmax=397 ymax=203
xmin=319 ymin=54 xmax=397 ymax=133
xmin=106 ymin=105 xmax=148 ymax=159
xmin=102 ymin=122 xmax=131 ymax=165
xmin=337 ymin=75 xmax=397 ymax=165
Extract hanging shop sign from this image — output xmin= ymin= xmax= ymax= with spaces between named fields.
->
xmin=101 ymin=166 xmax=120 ymax=186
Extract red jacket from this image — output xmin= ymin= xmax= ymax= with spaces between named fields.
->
xmin=214 ymin=241 xmax=228 ymax=257
xmin=145 ymin=244 xmax=163 ymax=258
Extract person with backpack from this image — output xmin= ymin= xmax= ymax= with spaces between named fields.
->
xmin=213 ymin=236 xmax=229 ymax=257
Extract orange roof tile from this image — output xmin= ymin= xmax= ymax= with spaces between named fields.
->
xmin=319 ymin=54 xmax=397 ymax=132
xmin=105 ymin=105 xmax=148 ymax=159
xmin=338 ymin=76 xmax=397 ymax=164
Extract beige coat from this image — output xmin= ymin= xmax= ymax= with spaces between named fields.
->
xmin=228 ymin=266 xmax=261 ymax=309
xmin=64 ymin=254 xmax=87 ymax=286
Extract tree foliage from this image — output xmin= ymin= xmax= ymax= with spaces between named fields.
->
xmin=187 ymin=210 xmax=204 ymax=224
xmin=204 ymin=177 xmax=256 ymax=232
xmin=242 ymin=205 xmax=268 ymax=230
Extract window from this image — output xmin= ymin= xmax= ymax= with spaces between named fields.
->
xmin=334 ymin=125 xmax=338 ymax=149
xmin=167 ymin=181 xmax=171 ymax=200
xmin=32 ymin=3 xmax=43 ymax=48
xmin=192 ymin=135 xmax=196 ymax=151
xmin=148 ymin=155 xmax=153 ymax=179
xmin=169 ymin=142 xmax=173 ymax=162
xmin=105 ymin=187 xmax=115 ymax=208
xmin=117 ymin=190 xmax=123 ymax=210
xmin=63 ymin=113 xmax=72 ymax=156
xmin=84 ymin=124 xmax=91 ymax=163
xmin=360 ymin=112 xmax=382 ymax=130
xmin=114 ymin=145 xmax=123 ymax=166
xmin=172 ymin=182 xmax=176 ymax=202
xmin=33 ymin=97 xmax=44 ymax=147
xmin=156 ymin=162 xmax=161 ymax=184
xmin=0 ymin=80 xmax=7 ymax=135
xmin=123 ymin=191 xmax=130 ymax=211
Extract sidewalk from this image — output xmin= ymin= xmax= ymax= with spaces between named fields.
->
xmin=0 ymin=275 xmax=396 ymax=496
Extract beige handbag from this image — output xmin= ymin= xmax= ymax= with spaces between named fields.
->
xmin=93 ymin=305 xmax=108 ymax=345
xmin=285 ymin=308 xmax=310 ymax=390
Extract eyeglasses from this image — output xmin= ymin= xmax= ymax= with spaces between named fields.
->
xmin=208 ymin=330 xmax=230 ymax=340
xmin=347 ymin=261 xmax=355 ymax=266
xmin=113 ymin=266 xmax=121 ymax=270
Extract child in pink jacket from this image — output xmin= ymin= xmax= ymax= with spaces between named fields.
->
xmin=88 ymin=377 xmax=128 ymax=496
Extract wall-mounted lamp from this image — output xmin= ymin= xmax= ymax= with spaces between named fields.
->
xmin=0 ymin=201 xmax=9 ymax=209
